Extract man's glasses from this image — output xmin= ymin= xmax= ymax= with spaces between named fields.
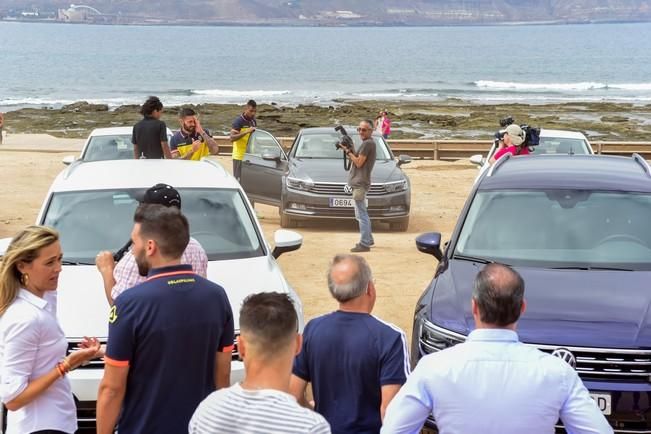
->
xmin=357 ymin=128 xmax=371 ymax=132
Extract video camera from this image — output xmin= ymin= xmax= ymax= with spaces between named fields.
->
xmin=493 ymin=116 xmax=540 ymax=148
xmin=334 ymin=125 xmax=354 ymax=152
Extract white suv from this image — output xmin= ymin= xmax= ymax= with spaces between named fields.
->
xmin=0 ymin=159 xmax=304 ymax=430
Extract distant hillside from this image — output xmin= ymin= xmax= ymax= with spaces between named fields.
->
xmin=2 ymin=0 xmax=651 ymax=24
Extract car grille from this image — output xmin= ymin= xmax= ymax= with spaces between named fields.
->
xmin=311 ymin=182 xmax=387 ymax=196
xmin=536 ymin=344 xmax=651 ymax=381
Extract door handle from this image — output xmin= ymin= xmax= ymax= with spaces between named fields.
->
xmin=243 ymin=160 xmax=252 ymax=165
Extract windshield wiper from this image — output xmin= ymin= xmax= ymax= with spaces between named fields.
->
xmin=452 ymin=254 xmax=493 ymax=264
xmin=550 ymin=266 xmax=633 ymax=271
xmin=62 ymin=260 xmax=95 ymax=266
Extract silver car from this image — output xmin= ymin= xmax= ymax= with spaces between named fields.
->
xmin=240 ymin=127 xmax=412 ymax=231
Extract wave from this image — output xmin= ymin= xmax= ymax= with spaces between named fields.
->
xmin=190 ymin=89 xmax=291 ymax=97
xmin=474 ymin=80 xmax=651 ymax=92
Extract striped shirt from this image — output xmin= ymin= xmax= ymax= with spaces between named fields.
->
xmin=189 ymin=383 xmax=331 ymax=434
xmin=111 ymin=236 xmax=207 ymax=301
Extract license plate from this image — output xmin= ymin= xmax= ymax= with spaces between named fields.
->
xmin=329 ymin=198 xmax=354 ymax=208
xmin=590 ymin=392 xmax=611 ymax=415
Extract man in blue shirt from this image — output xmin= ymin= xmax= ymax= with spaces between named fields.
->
xmin=381 ymin=263 xmax=612 ymax=434
xmin=289 ymin=254 xmax=409 ymax=434
xmin=96 ymin=204 xmax=234 ymax=434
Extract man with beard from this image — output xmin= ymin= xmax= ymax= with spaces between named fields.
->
xmin=95 ymin=183 xmax=207 ymax=305
xmin=96 ymin=204 xmax=234 ymax=434
xmin=170 ymin=107 xmax=219 ymax=160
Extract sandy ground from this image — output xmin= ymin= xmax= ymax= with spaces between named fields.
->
xmin=0 ymin=137 xmax=477 ymax=342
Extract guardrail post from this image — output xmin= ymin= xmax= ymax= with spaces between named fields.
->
xmin=433 ymin=141 xmax=439 ymax=160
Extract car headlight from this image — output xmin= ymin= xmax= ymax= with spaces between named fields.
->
xmin=286 ymin=176 xmax=314 ymax=191
xmin=418 ymin=319 xmax=466 ymax=354
xmin=384 ymin=180 xmax=408 ymax=193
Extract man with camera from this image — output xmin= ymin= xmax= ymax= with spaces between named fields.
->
xmin=489 ymin=124 xmax=529 ymax=164
xmin=343 ymin=120 xmax=377 ymax=253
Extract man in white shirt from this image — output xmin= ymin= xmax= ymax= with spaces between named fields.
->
xmin=381 ymin=263 xmax=613 ymax=434
xmin=189 ymin=292 xmax=331 ymax=434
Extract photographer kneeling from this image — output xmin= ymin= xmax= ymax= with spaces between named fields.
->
xmin=343 ymin=120 xmax=377 ymax=253
xmin=489 ymin=124 xmax=529 ymax=164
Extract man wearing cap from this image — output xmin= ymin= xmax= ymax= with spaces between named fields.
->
xmin=95 ymin=183 xmax=208 ymax=305
xmin=489 ymin=124 xmax=529 ymax=164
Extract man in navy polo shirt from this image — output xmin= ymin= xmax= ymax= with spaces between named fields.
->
xmin=96 ymin=204 xmax=234 ymax=434
xmin=289 ymin=254 xmax=409 ymax=434
xmin=170 ymin=107 xmax=219 ymax=160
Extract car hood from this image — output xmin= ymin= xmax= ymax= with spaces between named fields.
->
xmin=289 ymin=158 xmax=405 ymax=184
xmin=56 ymin=256 xmax=291 ymax=339
xmin=430 ymin=260 xmax=651 ymax=348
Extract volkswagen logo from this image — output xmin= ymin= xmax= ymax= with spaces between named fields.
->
xmin=343 ymin=184 xmax=353 ymax=195
xmin=551 ymin=348 xmax=577 ymax=369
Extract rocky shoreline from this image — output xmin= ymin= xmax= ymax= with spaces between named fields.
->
xmin=2 ymin=100 xmax=650 ymax=141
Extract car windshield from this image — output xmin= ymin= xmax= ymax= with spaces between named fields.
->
xmin=454 ymin=189 xmax=651 ymax=270
xmin=294 ymin=133 xmax=392 ymax=160
xmin=84 ymin=135 xmax=134 ymax=161
xmin=531 ymin=137 xmax=590 ymax=155
xmin=42 ymin=188 xmax=264 ymax=262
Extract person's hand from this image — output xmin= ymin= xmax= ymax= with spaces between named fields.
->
xmin=191 ymin=139 xmax=202 ymax=153
xmin=67 ymin=337 xmax=102 ymax=369
xmin=96 ymin=251 xmax=115 ymax=275
xmin=195 ymin=116 xmax=204 ymax=134
xmin=249 ymin=127 xmax=256 ymax=133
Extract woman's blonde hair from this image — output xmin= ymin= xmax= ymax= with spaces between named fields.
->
xmin=0 ymin=225 xmax=59 ymax=316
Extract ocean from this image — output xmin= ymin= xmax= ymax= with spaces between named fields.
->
xmin=2 ymin=21 xmax=651 ymax=110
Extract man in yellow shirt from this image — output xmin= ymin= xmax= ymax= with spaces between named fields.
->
xmin=170 ymin=108 xmax=219 ymax=160
xmin=229 ymin=100 xmax=257 ymax=182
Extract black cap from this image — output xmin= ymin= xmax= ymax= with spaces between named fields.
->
xmin=140 ymin=183 xmax=181 ymax=209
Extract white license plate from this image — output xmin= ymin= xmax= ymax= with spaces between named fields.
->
xmin=329 ymin=198 xmax=354 ymax=208
xmin=590 ymin=392 xmax=611 ymax=415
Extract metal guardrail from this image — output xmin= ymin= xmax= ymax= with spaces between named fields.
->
xmin=212 ymin=136 xmax=651 ymax=161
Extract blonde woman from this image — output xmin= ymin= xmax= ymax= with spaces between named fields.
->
xmin=0 ymin=226 xmax=100 ymax=434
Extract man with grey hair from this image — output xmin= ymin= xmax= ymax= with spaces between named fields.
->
xmin=289 ymin=254 xmax=409 ymax=434
xmin=382 ymin=263 xmax=612 ymax=434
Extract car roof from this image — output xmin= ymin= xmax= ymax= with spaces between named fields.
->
xmin=479 ymin=154 xmax=651 ymax=192
xmin=540 ymin=129 xmax=588 ymax=140
xmin=89 ymin=127 xmax=133 ymax=136
xmin=299 ymin=127 xmax=382 ymax=136
xmin=53 ymin=159 xmax=238 ymax=192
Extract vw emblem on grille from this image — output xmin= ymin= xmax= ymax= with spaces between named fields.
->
xmin=551 ymin=348 xmax=577 ymax=369
xmin=343 ymin=184 xmax=353 ymax=195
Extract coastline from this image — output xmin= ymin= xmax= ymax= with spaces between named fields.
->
xmin=2 ymin=99 xmax=650 ymax=140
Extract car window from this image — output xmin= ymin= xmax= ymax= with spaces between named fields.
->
xmin=455 ymin=189 xmax=651 ymax=270
xmin=293 ymin=132 xmax=392 ymax=160
xmin=532 ymin=138 xmax=590 ymax=155
xmin=246 ymin=130 xmax=286 ymax=159
xmin=84 ymin=135 xmax=134 ymax=161
xmin=42 ymin=188 xmax=264 ymax=262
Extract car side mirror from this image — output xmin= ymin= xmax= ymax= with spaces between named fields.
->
xmin=397 ymin=154 xmax=412 ymax=167
xmin=416 ymin=232 xmax=443 ymax=261
xmin=272 ymin=229 xmax=303 ymax=258
xmin=262 ymin=150 xmax=282 ymax=162
xmin=469 ymin=154 xmax=484 ymax=166
xmin=62 ymin=155 xmax=76 ymax=165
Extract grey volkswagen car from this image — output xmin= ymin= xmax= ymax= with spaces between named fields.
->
xmin=240 ymin=127 xmax=412 ymax=231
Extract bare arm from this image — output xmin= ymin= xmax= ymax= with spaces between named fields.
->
xmin=133 ymin=143 xmax=140 ymax=159
xmin=289 ymin=375 xmax=311 ymax=408
xmin=346 ymin=149 xmax=368 ymax=168
xmin=380 ymin=384 xmax=402 ymax=421
xmin=230 ymin=127 xmax=255 ymax=141
xmin=196 ymin=119 xmax=219 ymax=155
xmin=161 ymin=141 xmax=172 ymax=159
xmin=97 ymin=364 xmax=129 ymax=434
xmin=215 ymin=352 xmax=231 ymax=389
xmin=96 ymin=251 xmax=116 ymax=306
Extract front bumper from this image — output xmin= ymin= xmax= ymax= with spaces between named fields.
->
xmin=282 ymin=188 xmax=410 ymax=220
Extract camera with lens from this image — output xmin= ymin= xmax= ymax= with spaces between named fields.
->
xmin=493 ymin=116 xmax=540 ymax=148
xmin=334 ymin=125 xmax=354 ymax=152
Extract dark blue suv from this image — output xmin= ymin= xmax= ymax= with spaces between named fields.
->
xmin=413 ymin=154 xmax=651 ymax=433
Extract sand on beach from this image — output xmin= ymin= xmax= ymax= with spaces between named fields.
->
xmin=0 ymin=135 xmax=477 ymax=340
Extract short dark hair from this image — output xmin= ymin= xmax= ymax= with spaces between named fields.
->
xmin=246 ymin=99 xmax=257 ymax=108
xmin=473 ymin=263 xmax=525 ymax=326
xmin=133 ymin=204 xmax=189 ymax=259
xmin=239 ymin=292 xmax=297 ymax=357
xmin=140 ymin=96 xmax=163 ymax=116
xmin=179 ymin=107 xmax=196 ymax=118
